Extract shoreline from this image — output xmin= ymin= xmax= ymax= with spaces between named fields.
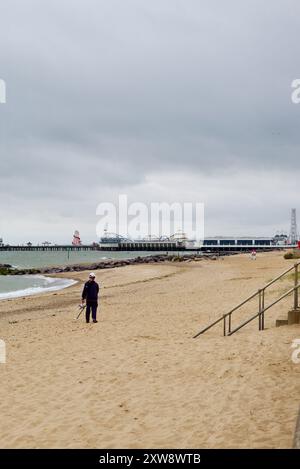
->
xmin=0 ymin=252 xmax=236 ymax=302
xmin=0 ymin=253 xmax=225 ymax=301
xmin=0 ymin=252 xmax=228 ymax=276
xmin=0 ymin=275 xmax=77 ymax=301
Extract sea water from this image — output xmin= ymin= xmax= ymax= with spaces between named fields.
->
xmin=0 ymin=275 xmax=77 ymax=300
xmin=0 ymin=250 xmax=178 ymax=299
xmin=0 ymin=250 xmax=168 ymax=269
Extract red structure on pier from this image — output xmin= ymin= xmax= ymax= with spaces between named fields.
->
xmin=72 ymin=230 xmax=82 ymax=246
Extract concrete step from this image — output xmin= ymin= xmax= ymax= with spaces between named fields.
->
xmin=276 ymin=319 xmax=288 ymax=327
xmin=275 ymin=309 xmax=300 ymax=327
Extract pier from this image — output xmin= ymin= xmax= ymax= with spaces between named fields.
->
xmin=0 ymin=239 xmax=295 ymax=253
xmin=98 ymin=235 xmax=293 ymax=252
xmin=0 ymin=245 xmax=98 ymax=252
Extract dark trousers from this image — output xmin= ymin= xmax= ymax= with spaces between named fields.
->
xmin=86 ymin=301 xmax=98 ymax=322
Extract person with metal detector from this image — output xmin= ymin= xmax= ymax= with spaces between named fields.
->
xmin=81 ymin=272 xmax=99 ymax=323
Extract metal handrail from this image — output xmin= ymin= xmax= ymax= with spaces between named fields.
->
xmin=260 ymin=263 xmax=297 ymax=290
xmin=193 ymin=261 xmax=300 ymax=338
xmin=193 ymin=289 xmax=259 ymax=338
xmin=228 ymin=284 xmax=300 ymax=335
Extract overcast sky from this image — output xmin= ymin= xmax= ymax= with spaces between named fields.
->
xmin=0 ymin=0 xmax=300 ymax=243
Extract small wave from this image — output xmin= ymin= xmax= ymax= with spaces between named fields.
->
xmin=0 ymin=276 xmax=77 ymax=300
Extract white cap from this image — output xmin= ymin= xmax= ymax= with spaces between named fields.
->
xmin=89 ymin=272 xmax=96 ymax=278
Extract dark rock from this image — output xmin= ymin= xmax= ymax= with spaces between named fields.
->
xmin=1 ymin=252 xmax=224 ymax=276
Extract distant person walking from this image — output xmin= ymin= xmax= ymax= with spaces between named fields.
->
xmin=81 ymin=272 xmax=99 ymax=323
xmin=250 ymin=249 xmax=257 ymax=261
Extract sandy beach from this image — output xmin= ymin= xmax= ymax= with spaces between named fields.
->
xmin=0 ymin=250 xmax=299 ymax=448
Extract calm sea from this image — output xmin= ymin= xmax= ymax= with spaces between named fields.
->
xmin=0 ymin=250 xmax=169 ymax=269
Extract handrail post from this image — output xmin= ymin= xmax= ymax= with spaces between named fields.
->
xmin=258 ymin=289 xmax=262 ymax=331
xmin=223 ymin=315 xmax=226 ymax=337
xmin=228 ymin=312 xmax=232 ymax=334
xmin=294 ymin=263 xmax=299 ymax=310
xmin=261 ymin=288 xmax=265 ymax=330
